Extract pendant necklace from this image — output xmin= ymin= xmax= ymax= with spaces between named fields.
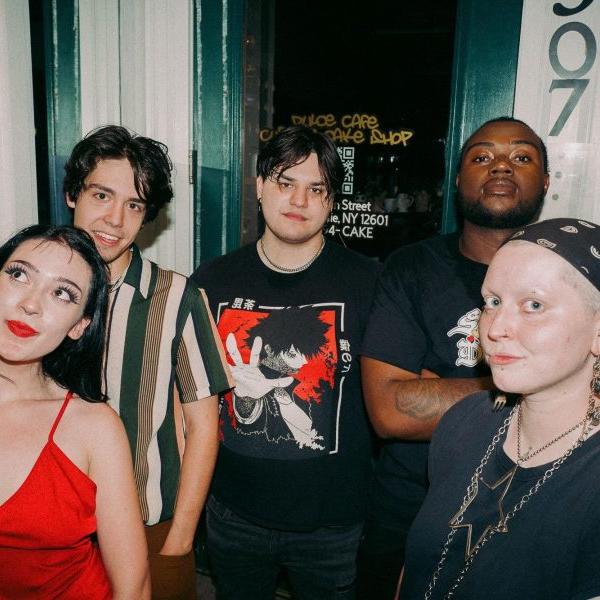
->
xmin=424 ymin=392 xmax=600 ymax=599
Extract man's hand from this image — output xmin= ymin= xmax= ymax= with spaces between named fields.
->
xmin=420 ymin=368 xmax=440 ymax=379
xmin=226 ymin=333 xmax=293 ymax=398
xmin=159 ymin=519 xmax=194 ymax=556
xmin=159 ymin=393 xmax=219 ymax=556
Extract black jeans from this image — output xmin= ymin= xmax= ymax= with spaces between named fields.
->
xmin=206 ymin=495 xmax=362 ymax=600
xmin=356 ymin=517 xmax=407 ymax=600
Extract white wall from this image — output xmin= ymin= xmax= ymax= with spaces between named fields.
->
xmin=514 ymin=2 xmax=600 ymax=223
xmin=0 ymin=1 xmax=37 ymax=243
xmin=79 ymin=0 xmax=194 ymax=274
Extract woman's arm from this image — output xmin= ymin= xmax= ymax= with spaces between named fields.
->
xmin=88 ymin=405 xmax=150 ymax=599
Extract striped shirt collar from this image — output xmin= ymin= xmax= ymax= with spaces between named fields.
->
xmin=123 ymin=245 xmax=152 ymax=299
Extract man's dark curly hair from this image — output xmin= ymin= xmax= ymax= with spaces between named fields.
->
xmin=64 ymin=125 xmax=173 ymax=223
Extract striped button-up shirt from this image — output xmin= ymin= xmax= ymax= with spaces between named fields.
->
xmin=105 ymin=246 xmax=232 ymax=525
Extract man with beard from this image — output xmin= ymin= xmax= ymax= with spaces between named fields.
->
xmin=356 ymin=117 xmax=550 ymax=599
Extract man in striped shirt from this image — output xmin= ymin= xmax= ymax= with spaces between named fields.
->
xmin=64 ymin=125 xmax=233 ymax=599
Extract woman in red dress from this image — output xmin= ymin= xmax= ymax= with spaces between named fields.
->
xmin=0 ymin=225 xmax=149 ymax=599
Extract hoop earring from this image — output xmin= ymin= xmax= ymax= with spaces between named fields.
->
xmin=257 ymin=197 xmax=262 ymax=212
xmin=591 ymin=356 xmax=600 ymax=395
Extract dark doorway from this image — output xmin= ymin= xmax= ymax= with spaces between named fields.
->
xmin=254 ymin=0 xmax=457 ymax=260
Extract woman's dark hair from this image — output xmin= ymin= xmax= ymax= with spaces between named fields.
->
xmin=63 ymin=125 xmax=173 ymax=223
xmin=257 ymin=125 xmax=344 ymax=200
xmin=0 ymin=225 xmax=109 ymax=402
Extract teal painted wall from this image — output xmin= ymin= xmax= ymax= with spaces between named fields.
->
xmin=442 ymin=0 xmax=524 ymax=233
xmin=40 ymin=1 xmax=525 ymax=251
xmin=193 ymin=0 xmax=245 ymax=264
xmin=40 ymin=0 xmax=247 ymax=251
xmin=42 ymin=0 xmax=80 ymax=224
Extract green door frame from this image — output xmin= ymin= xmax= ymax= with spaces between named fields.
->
xmin=42 ymin=0 xmax=523 ymax=251
xmin=193 ymin=0 xmax=245 ymax=265
xmin=193 ymin=0 xmax=524 ymax=248
xmin=441 ymin=0 xmax=524 ymax=233
xmin=42 ymin=0 xmax=80 ymax=225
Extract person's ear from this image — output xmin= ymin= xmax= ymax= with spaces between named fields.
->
xmin=67 ymin=316 xmax=91 ymax=341
xmin=66 ymin=193 xmax=76 ymax=209
xmin=455 ymin=174 xmax=460 ymax=189
xmin=256 ymin=177 xmax=264 ymax=200
xmin=542 ymin=172 xmax=550 ymax=195
xmin=591 ymin=313 xmax=600 ymax=356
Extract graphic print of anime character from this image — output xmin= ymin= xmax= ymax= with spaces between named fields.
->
xmin=223 ymin=306 xmax=336 ymax=451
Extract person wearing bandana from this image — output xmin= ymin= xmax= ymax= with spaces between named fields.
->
xmin=401 ymin=218 xmax=600 ymax=599
xmin=358 ymin=117 xmax=549 ymax=599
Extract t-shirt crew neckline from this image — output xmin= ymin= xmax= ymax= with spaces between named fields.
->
xmin=494 ymin=422 xmax=600 ymax=482
xmin=452 ymin=232 xmax=489 ymax=270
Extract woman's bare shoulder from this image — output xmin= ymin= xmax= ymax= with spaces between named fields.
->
xmin=63 ymin=396 xmax=125 ymax=440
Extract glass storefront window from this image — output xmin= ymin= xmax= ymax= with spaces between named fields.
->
xmin=246 ymin=0 xmax=457 ymax=261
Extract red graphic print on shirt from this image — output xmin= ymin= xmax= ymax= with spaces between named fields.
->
xmin=216 ymin=304 xmax=343 ymax=458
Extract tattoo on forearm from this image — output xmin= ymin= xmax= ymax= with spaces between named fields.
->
xmin=393 ymin=378 xmax=490 ymax=422
xmin=397 ymin=389 xmax=444 ymax=421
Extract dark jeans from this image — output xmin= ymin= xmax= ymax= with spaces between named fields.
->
xmin=206 ymin=495 xmax=362 ymax=600
xmin=355 ymin=518 xmax=407 ymax=600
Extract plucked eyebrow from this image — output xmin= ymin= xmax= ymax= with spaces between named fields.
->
xmin=464 ymin=139 xmax=540 ymax=154
xmin=56 ymin=276 xmax=84 ymax=294
xmin=278 ymin=173 xmax=325 ymax=187
xmin=9 ymin=259 xmax=84 ymax=294
xmin=85 ymin=182 xmax=144 ymax=204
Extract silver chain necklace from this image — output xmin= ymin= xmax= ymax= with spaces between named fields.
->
xmin=259 ymin=237 xmax=325 ymax=273
xmin=424 ymin=394 xmax=599 ymax=600
xmin=516 ymin=402 xmax=587 ymax=463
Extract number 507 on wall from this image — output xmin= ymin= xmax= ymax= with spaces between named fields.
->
xmin=548 ymin=1 xmax=597 ymax=136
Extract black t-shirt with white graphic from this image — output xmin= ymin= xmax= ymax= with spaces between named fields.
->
xmin=193 ymin=241 xmax=379 ymax=531
xmin=361 ymin=232 xmax=489 ymax=531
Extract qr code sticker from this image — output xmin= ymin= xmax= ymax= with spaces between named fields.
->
xmin=337 ymin=147 xmax=355 ymax=160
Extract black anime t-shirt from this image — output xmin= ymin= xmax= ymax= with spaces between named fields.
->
xmin=193 ymin=241 xmax=379 ymax=530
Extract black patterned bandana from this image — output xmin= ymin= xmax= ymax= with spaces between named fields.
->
xmin=507 ymin=218 xmax=600 ymax=291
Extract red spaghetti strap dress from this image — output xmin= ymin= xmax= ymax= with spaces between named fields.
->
xmin=0 ymin=391 xmax=112 ymax=599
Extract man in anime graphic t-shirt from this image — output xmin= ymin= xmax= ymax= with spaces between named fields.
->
xmin=193 ymin=125 xmax=378 ymax=599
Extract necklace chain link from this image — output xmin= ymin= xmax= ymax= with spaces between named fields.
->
xmin=424 ymin=393 xmax=598 ymax=600
xmin=259 ymin=237 xmax=325 ymax=273
xmin=517 ymin=401 xmax=587 ymax=463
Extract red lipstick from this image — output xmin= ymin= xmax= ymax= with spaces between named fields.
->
xmin=6 ymin=320 xmax=38 ymax=338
